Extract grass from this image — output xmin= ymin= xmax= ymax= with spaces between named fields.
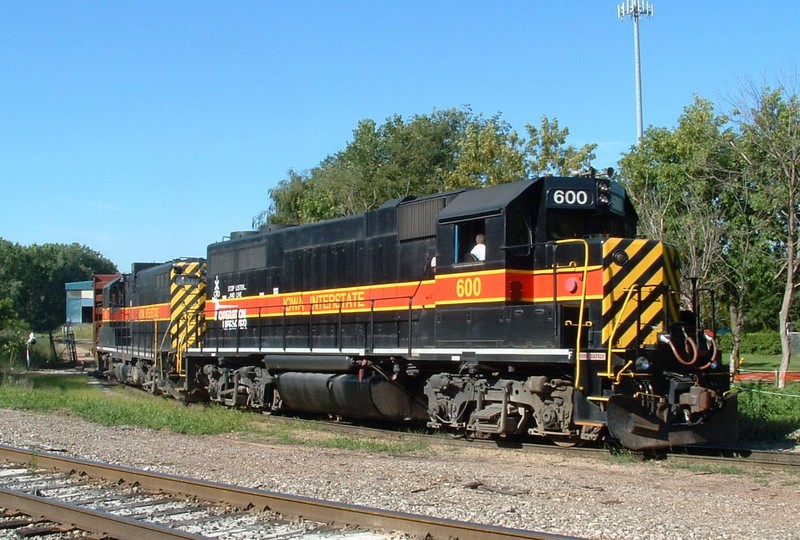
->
xmin=735 ymin=381 xmax=800 ymax=442
xmin=0 ymin=373 xmax=253 ymax=435
xmin=1 ymin=371 xmax=797 ymax=452
xmin=237 ymin=425 xmax=428 ymax=453
xmin=723 ymin=352 xmax=800 ymax=443
xmin=606 ymin=447 xmax=645 ymax=464
xmin=737 ymin=354 xmax=787 ymax=371
xmin=0 ymin=372 xmax=428 ymax=454
xmin=0 ymin=324 xmax=96 ymax=371
xmin=69 ymin=323 xmax=94 ymax=341
xmin=664 ymin=461 xmax=744 ymax=475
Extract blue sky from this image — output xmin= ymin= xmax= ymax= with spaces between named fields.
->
xmin=1 ymin=1 xmax=797 ymax=272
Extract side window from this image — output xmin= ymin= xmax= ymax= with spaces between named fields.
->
xmin=455 ymin=220 xmax=485 ymax=263
xmin=156 ymin=272 xmax=168 ymax=289
xmin=506 ymin=208 xmax=532 ymax=256
xmin=110 ymin=284 xmax=124 ymax=308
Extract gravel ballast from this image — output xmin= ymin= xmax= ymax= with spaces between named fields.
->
xmin=1 ymin=409 xmax=798 ymax=540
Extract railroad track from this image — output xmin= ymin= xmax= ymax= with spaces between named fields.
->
xmin=0 ymin=444 xmax=579 ymax=540
xmin=256 ymin=413 xmax=800 ymax=473
xmin=90 ymin=375 xmax=800 ymax=473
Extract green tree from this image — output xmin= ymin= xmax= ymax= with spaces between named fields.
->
xmin=620 ymin=87 xmax=800 ymax=383
xmin=26 ymin=243 xmax=117 ymax=331
xmin=0 ymin=239 xmax=117 ymax=332
xmin=443 ymin=116 xmax=527 ymax=189
xmin=619 ymin=97 xmax=732 ymax=292
xmin=730 ymin=81 xmax=800 ymax=388
xmin=0 ymin=297 xmax=26 ymax=366
xmin=259 ymin=108 xmax=467 ymax=225
xmin=525 ymin=116 xmax=597 ymax=176
xmin=253 ymin=169 xmax=314 ymax=227
xmin=257 ymin=108 xmax=596 ymax=226
xmin=618 ymin=97 xmax=767 ymax=371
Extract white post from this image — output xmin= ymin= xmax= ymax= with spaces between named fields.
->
xmin=618 ymin=0 xmax=654 ymax=141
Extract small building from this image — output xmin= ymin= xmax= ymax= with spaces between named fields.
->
xmin=65 ymin=281 xmax=94 ymax=324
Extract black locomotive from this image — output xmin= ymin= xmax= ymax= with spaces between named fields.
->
xmin=95 ymin=259 xmax=206 ymax=396
xmin=95 ymin=173 xmax=737 ymax=449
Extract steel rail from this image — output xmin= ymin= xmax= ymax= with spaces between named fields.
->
xmin=0 ymin=443 xmax=580 ymax=540
xmin=664 ymin=446 xmax=800 ymax=472
xmin=260 ymin=413 xmax=800 ymax=471
xmin=112 ymin=376 xmax=800 ymax=472
xmin=0 ymin=486 xmax=205 ymax=540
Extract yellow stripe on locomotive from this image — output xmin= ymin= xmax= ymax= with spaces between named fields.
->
xmin=601 ymin=238 xmax=682 ymax=349
xmin=169 ymin=260 xmax=207 ymax=374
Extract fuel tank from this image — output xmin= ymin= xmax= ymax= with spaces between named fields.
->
xmin=275 ymin=372 xmax=427 ymax=422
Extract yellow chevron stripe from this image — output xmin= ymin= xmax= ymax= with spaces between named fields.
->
xmin=602 ymin=240 xmax=669 ymax=348
xmin=613 ymin=296 xmax=665 ymax=347
xmin=614 ymin=246 xmax=663 ymax=294
xmin=169 ymin=262 xmax=206 ymax=357
xmin=662 ymin=245 xmax=681 ymax=322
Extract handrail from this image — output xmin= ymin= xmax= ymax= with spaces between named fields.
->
xmin=208 ymin=294 xmax=418 ymax=355
xmin=153 ymin=320 xmax=159 ymax=369
xmin=553 ymin=239 xmax=590 ymax=391
xmin=606 ymin=285 xmax=638 ymax=379
xmin=604 ymin=284 xmax=659 ymax=380
xmin=615 ymin=360 xmax=634 ymax=384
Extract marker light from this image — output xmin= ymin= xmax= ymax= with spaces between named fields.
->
xmin=597 ymin=180 xmax=612 ymax=207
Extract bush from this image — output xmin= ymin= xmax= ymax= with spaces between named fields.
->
xmin=717 ymin=331 xmax=782 ymax=355
xmin=0 ymin=298 xmax=27 ymax=369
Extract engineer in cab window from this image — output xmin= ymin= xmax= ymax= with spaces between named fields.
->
xmin=470 ymin=234 xmax=486 ymax=261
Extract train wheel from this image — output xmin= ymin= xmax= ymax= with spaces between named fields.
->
xmin=145 ymin=369 xmax=161 ymax=395
xmin=548 ymin=435 xmax=581 ymax=447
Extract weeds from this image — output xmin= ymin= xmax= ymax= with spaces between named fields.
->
xmin=0 ymin=373 xmax=429 ymax=455
xmin=606 ymin=447 xmax=645 ymax=465
xmin=735 ymin=382 xmax=800 ymax=442
xmin=26 ymin=454 xmax=38 ymax=474
xmin=314 ymin=435 xmax=427 ymax=453
xmin=665 ymin=461 xmax=743 ymax=475
xmin=4 ymin=372 xmax=797 ymax=453
xmin=236 ymin=417 xmax=429 ymax=453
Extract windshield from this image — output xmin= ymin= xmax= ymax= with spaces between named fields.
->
xmin=546 ymin=211 xmax=630 ymax=241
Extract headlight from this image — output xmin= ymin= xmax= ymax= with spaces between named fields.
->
xmin=635 ymin=356 xmax=651 ymax=371
xmin=613 ymin=250 xmax=629 ymax=266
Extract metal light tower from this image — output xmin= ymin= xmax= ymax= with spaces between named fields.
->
xmin=617 ymin=0 xmax=654 ymax=141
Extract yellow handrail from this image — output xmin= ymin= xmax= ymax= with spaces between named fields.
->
xmin=606 ymin=285 xmax=638 ymax=379
xmin=633 ymin=391 xmax=665 ymax=403
xmin=555 ymin=239 xmax=589 ymax=390
xmin=615 ymin=360 xmax=634 ymax=384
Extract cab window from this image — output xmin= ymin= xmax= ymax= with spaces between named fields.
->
xmin=547 ymin=211 xmax=628 ymax=240
xmin=454 ymin=220 xmax=485 ymax=263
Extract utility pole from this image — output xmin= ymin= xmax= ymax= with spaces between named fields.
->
xmin=617 ymin=0 xmax=654 ymax=141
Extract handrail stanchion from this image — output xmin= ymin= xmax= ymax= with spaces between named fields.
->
xmin=282 ymin=305 xmax=287 ymax=351
xmin=308 ymin=301 xmax=314 ymax=351
xmin=338 ymin=300 xmax=343 ymax=352
xmin=408 ymin=296 xmax=413 ymax=355
xmin=369 ymin=299 xmax=376 ymax=353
